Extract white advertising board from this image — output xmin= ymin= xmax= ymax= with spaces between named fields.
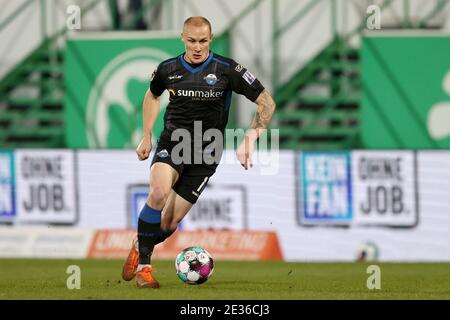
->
xmin=2 ymin=149 xmax=449 ymax=262
xmin=352 ymin=151 xmax=418 ymax=227
xmin=77 ymin=150 xmax=150 ymax=228
xmin=15 ymin=150 xmax=78 ymax=225
xmin=181 ymin=184 xmax=247 ymax=230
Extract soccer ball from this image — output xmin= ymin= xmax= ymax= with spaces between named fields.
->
xmin=356 ymin=241 xmax=379 ymax=262
xmin=175 ymin=247 xmax=214 ymax=285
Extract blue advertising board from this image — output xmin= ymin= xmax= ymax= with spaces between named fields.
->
xmin=298 ymin=152 xmax=352 ymax=225
xmin=0 ymin=151 xmax=16 ymax=223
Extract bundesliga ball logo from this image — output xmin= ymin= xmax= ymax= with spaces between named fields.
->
xmin=175 ymin=247 xmax=214 ymax=285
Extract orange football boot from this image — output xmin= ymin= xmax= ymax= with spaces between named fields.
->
xmin=136 ymin=266 xmax=160 ymax=288
xmin=121 ymin=237 xmax=139 ymax=281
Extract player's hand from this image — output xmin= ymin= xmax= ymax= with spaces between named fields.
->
xmin=136 ymin=136 xmax=152 ymax=161
xmin=236 ymin=134 xmax=256 ymax=170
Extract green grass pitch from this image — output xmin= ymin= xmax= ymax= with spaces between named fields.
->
xmin=0 ymin=259 xmax=449 ymax=300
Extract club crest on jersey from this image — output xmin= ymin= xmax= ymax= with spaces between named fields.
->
xmin=157 ymin=149 xmax=169 ymax=158
xmin=204 ymin=74 xmax=218 ymax=85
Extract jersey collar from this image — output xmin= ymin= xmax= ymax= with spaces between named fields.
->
xmin=179 ymin=52 xmax=214 ymax=74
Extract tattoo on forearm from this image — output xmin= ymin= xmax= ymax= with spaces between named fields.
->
xmin=252 ymin=91 xmax=275 ymax=130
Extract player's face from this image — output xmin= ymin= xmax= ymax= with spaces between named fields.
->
xmin=182 ymin=24 xmax=212 ymax=64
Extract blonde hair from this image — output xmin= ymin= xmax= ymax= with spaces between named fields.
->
xmin=183 ymin=16 xmax=212 ymax=34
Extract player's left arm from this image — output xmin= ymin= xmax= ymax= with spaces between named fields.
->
xmin=237 ymin=89 xmax=276 ymax=170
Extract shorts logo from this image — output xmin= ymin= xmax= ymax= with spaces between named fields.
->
xmin=235 ymin=64 xmax=243 ymax=72
xmin=204 ymin=74 xmax=218 ymax=85
xmin=242 ymin=70 xmax=256 ymax=85
xmin=157 ymin=149 xmax=169 ymax=158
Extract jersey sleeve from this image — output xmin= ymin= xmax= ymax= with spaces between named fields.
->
xmin=149 ymin=63 xmax=166 ymax=97
xmin=228 ymin=60 xmax=265 ymax=102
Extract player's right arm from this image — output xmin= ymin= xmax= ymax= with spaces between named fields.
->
xmin=136 ymin=64 xmax=166 ymax=161
xmin=136 ymin=89 xmax=160 ymax=161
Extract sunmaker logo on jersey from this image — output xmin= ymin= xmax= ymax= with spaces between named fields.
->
xmin=172 ymin=89 xmax=224 ymax=99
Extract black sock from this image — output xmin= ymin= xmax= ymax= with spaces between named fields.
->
xmin=137 ymin=218 xmax=160 ymax=264
xmin=137 ymin=204 xmax=162 ymax=265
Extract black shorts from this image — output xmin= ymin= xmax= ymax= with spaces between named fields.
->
xmin=150 ymin=136 xmax=219 ymax=204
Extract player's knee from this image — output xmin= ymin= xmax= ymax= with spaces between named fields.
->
xmin=148 ymin=186 xmax=168 ymax=209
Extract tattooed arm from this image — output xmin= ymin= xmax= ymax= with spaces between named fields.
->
xmin=251 ymin=89 xmax=276 ymax=136
xmin=236 ymin=89 xmax=276 ymax=170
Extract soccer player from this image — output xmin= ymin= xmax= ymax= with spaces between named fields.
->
xmin=121 ymin=16 xmax=276 ymax=288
